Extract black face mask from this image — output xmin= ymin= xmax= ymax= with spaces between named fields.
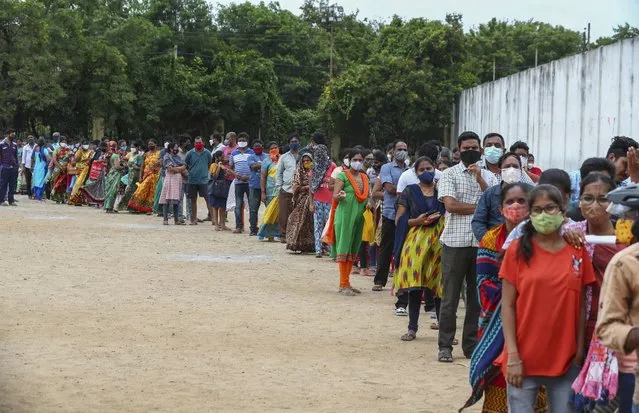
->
xmin=460 ymin=150 xmax=481 ymax=166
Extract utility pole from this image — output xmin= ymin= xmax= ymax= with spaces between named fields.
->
xmin=492 ymin=57 xmax=496 ymax=81
xmin=320 ymin=1 xmax=344 ymax=78
xmin=535 ymin=47 xmax=538 ymax=67
xmin=587 ymin=22 xmax=591 ymax=45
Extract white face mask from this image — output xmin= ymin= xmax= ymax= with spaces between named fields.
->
xmin=164 ymin=142 xmax=170 ymax=149
xmin=210 ymin=139 xmax=215 ymax=146
xmin=82 ymin=144 xmax=89 ymax=150
xmin=350 ymin=161 xmax=363 ymax=171
xmin=528 ymin=163 xmax=534 ymax=169
xmin=131 ymin=148 xmax=137 ymax=154
xmin=343 ymin=158 xmax=350 ymax=167
xmin=238 ymin=141 xmax=248 ymax=148
xmin=501 ymin=167 xmax=521 ymax=184
xmin=60 ymin=143 xmax=67 ymax=148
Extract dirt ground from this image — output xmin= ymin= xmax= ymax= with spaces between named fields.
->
xmin=0 ymin=196 xmax=482 ymax=413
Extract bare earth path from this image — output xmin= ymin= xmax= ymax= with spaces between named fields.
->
xmin=0 ymin=196 xmax=480 ymax=413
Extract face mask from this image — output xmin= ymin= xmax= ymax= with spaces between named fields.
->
xmin=342 ymin=158 xmax=350 ymax=167
xmin=502 ymin=203 xmax=528 ymax=225
xmin=172 ymin=149 xmax=179 ymax=155
xmin=131 ymin=148 xmax=137 ymax=154
xmin=60 ymin=143 xmax=67 ymax=148
xmin=269 ymin=148 xmax=279 ymax=161
xmin=303 ymin=161 xmax=313 ymax=169
xmin=531 ymin=212 xmax=564 ymax=235
xmin=387 ymin=153 xmax=392 ymax=162
xmin=148 ymin=145 xmax=156 ymax=151
xmin=418 ymin=170 xmax=435 ymax=184
xmin=520 ymin=156 xmax=528 ymax=168
xmin=121 ymin=146 xmax=127 ymax=151
xmin=501 ymin=167 xmax=521 ymax=184
xmin=238 ymin=141 xmax=248 ymax=148
xmin=28 ymin=141 xmax=34 ymax=146
xmin=194 ymin=143 xmax=204 ymax=151
xmin=460 ymin=150 xmax=481 ymax=166
xmin=289 ymin=142 xmax=300 ymax=151
xmin=616 ymin=219 xmax=637 ymax=245
xmin=350 ymin=161 xmax=363 ymax=171
xmin=484 ymin=146 xmax=503 ymax=164
xmin=209 ymin=139 xmax=215 ymax=146
xmin=82 ymin=145 xmax=89 ymax=150
xmin=254 ymin=147 xmax=263 ymax=156
xmin=394 ymin=150 xmax=407 ymax=161
xmin=364 ymin=160 xmax=373 ymax=168
xmin=528 ymin=163 xmax=535 ymax=169
xmin=223 ymin=140 xmax=229 ymax=146
xmin=164 ymin=142 xmax=169 ymax=149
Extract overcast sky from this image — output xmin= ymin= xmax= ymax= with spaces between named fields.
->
xmin=218 ymin=0 xmax=639 ymax=40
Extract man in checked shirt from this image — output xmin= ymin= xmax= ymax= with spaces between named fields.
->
xmin=437 ymin=131 xmax=497 ymax=363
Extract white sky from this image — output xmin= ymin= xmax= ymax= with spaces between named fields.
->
xmin=217 ymin=0 xmax=639 ymax=39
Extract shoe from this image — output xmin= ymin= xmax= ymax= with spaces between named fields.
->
xmin=163 ymin=220 xmax=169 ymax=225
xmin=0 ymin=202 xmax=8 ymax=206
xmin=233 ymin=228 xmax=243 ymax=234
xmin=249 ymin=231 xmax=257 ymax=236
xmin=9 ymin=202 xmax=17 ymax=206
xmin=395 ymin=307 xmax=408 ymax=317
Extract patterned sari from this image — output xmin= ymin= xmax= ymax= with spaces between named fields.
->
xmin=51 ymin=146 xmax=72 ymax=202
xmin=117 ymin=154 xmax=142 ymax=210
xmin=286 ymin=159 xmax=315 ymax=253
xmin=463 ymin=224 xmax=547 ymax=413
xmin=68 ymin=149 xmax=94 ymax=205
xmin=128 ymin=150 xmax=161 ymax=213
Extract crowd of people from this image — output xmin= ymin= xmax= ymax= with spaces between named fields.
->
xmin=2 ymin=127 xmax=639 ymax=413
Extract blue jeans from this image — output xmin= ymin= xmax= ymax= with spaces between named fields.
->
xmin=234 ymin=183 xmax=250 ymax=230
xmin=179 ymin=183 xmax=191 ymax=221
xmin=619 ymin=372 xmax=637 ymax=413
xmin=507 ymin=364 xmax=580 ymax=412
xmin=0 ymin=166 xmax=18 ymax=203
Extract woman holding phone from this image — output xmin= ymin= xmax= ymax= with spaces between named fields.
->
xmin=392 ymin=156 xmax=446 ymax=341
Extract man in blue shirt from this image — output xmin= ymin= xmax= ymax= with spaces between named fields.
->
xmin=0 ymin=129 xmax=19 ymax=206
xmin=185 ymin=136 xmax=212 ymax=225
xmin=372 ymin=140 xmax=409 ymax=314
xmin=247 ymin=139 xmax=267 ymax=236
xmin=230 ymin=132 xmax=255 ymax=234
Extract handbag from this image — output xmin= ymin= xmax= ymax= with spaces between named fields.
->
xmin=208 ymin=168 xmax=230 ymax=198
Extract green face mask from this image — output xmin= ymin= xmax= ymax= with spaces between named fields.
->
xmin=531 ymin=212 xmax=564 ymax=235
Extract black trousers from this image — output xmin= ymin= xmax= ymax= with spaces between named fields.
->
xmin=407 ymin=289 xmax=441 ymax=332
xmin=373 ymin=217 xmax=395 ymax=287
xmin=437 ymin=245 xmax=479 ymax=357
xmin=23 ymin=168 xmax=32 ymax=196
xmin=163 ymin=204 xmax=179 ymax=222
xmin=0 ymin=167 xmax=18 ymax=203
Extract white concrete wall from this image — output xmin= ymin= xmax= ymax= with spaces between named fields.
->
xmin=457 ymin=37 xmax=639 ymax=171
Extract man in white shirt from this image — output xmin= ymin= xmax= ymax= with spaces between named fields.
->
xmin=396 ymin=142 xmax=443 ymax=193
xmin=437 ymin=131 xmax=496 ymax=363
xmin=209 ymin=132 xmax=226 ymax=154
xmin=21 ymin=135 xmax=35 ymax=198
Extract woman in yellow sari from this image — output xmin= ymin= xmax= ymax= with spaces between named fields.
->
xmin=128 ymin=140 xmax=161 ymax=213
xmin=68 ymin=141 xmax=95 ymax=206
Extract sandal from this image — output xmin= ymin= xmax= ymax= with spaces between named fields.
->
xmin=174 ymin=221 xmax=186 ymax=226
xmin=350 ymin=287 xmax=361 ymax=294
xmin=430 ymin=322 xmax=439 ymax=330
xmin=453 ymin=338 xmax=459 ymax=346
xmin=372 ymin=285 xmax=384 ymax=292
xmin=401 ymin=330 xmax=417 ymax=341
xmin=351 ymin=267 xmax=361 ymax=275
xmin=438 ymin=349 xmax=453 ymax=363
xmin=339 ymin=288 xmax=357 ymax=297
xmin=163 ymin=220 xmax=169 ymax=225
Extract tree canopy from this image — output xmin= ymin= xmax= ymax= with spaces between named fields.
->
xmin=0 ymin=0 xmax=634 ymax=148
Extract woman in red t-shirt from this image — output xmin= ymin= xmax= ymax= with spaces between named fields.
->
xmin=500 ymin=184 xmax=595 ymax=412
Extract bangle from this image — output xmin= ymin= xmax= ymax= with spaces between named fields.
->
xmin=507 ymin=361 xmax=522 ymax=367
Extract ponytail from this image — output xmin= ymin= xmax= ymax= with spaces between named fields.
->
xmin=517 ymin=219 xmax=536 ymax=264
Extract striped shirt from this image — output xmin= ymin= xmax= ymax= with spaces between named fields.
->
xmin=230 ymin=148 xmax=254 ymax=184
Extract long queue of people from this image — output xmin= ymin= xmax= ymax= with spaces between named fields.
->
xmin=2 ymin=128 xmax=639 ymax=412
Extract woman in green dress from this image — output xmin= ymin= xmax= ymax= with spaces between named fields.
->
xmin=117 ymin=141 xmax=143 ymax=211
xmin=331 ymin=149 xmax=370 ymax=296
xmin=104 ymin=141 xmax=125 ymax=213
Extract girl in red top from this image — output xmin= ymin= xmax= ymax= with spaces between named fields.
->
xmin=500 ymin=184 xmax=595 ymax=412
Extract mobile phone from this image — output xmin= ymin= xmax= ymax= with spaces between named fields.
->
xmin=425 ymin=210 xmax=438 ymax=216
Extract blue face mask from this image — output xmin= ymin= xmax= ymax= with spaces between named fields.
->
xmin=418 ymin=170 xmax=435 ymax=184
xmin=484 ymin=146 xmax=503 ymax=165
xmin=289 ymin=142 xmax=300 ymax=151
xmin=121 ymin=146 xmax=127 ymax=151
